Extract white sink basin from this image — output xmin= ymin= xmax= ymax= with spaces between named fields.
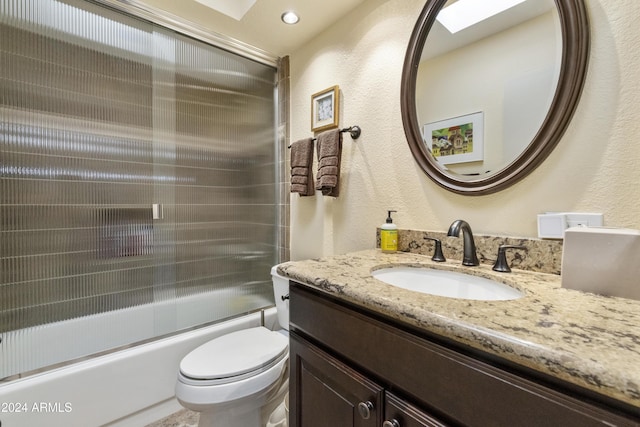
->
xmin=372 ymin=266 xmax=523 ymax=301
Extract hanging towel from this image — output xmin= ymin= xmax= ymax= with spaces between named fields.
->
xmin=315 ymin=128 xmax=342 ymax=197
xmin=290 ymin=138 xmax=315 ymax=196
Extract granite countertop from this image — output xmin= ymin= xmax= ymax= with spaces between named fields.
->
xmin=278 ymin=249 xmax=640 ymax=409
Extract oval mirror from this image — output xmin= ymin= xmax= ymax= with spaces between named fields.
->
xmin=401 ymin=0 xmax=589 ymax=195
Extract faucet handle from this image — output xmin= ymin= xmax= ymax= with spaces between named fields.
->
xmin=492 ymin=245 xmax=527 ymax=273
xmin=424 ymin=237 xmax=446 ymax=262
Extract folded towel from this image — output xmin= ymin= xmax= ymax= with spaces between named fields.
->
xmin=290 ymin=138 xmax=315 ymax=196
xmin=315 ymin=129 xmax=342 ymax=197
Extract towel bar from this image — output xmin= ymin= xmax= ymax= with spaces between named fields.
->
xmin=340 ymin=125 xmax=361 ymax=140
xmin=288 ymin=125 xmax=361 ymax=148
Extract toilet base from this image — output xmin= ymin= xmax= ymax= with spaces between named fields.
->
xmin=266 ymin=394 xmax=288 ymax=427
xmin=195 ymin=385 xmax=287 ymax=427
xmin=198 ymin=407 xmax=260 ymax=427
xmin=183 ymin=368 xmax=288 ymax=427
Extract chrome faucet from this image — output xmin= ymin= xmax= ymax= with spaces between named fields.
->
xmin=447 ymin=219 xmax=479 ymax=266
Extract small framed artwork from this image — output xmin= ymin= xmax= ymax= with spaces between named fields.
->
xmin=311 ymin=85 xmax=339 ymax=132
xmin=424 ymin=112 xmax=484 ymax=165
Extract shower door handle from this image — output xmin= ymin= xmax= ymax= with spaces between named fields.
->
xmin=152 ymin=204 xmax=163 ymax=220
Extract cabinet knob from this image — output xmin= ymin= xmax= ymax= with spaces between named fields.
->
xmin=357 ymin=401 xmax=374 ymax=419
xmin=383 ymin=420 xmax=401 ymax=427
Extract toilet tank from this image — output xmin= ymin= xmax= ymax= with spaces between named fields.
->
xmin=271 ymin=265 xmax=290 ymax=330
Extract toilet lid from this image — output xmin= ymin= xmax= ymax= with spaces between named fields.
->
xmin=180 ymin=327 xmax=289 ymax=381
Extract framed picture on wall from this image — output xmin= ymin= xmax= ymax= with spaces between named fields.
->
xmin=311 ymin=85 xmax=339 ymax=132
xmin=424 ymin=112 xmax=484 ymax=165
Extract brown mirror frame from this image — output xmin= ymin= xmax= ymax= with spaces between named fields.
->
xmin=401 ymin=0 xmax=590 ymax=195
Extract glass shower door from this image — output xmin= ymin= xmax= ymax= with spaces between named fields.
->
xmin=169 ymin=29 xmax=278 ymax=330
xmin=0 ymin=0 xmax=278 ymax=380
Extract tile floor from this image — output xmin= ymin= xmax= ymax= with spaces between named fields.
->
xmin=145 ymin=409 xmax=199 ymax=427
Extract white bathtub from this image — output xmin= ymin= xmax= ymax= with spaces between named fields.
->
xmin=0 ymin=306 xmax=279 ymax=427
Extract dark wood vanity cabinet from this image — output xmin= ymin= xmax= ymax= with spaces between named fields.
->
xmin=289 ymin=282 xmax=640 ymax=427
xmin=290 ymin=333 xmax=383 ymax=427
xmin=290 ymin=332 xmax=443 ymax=427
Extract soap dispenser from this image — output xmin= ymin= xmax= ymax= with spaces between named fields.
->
xmin=380 ymin=210 xmax=398 ymax=253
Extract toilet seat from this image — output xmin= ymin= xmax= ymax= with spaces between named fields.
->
xmin=179 ymin=327 xmax=289 ymax=386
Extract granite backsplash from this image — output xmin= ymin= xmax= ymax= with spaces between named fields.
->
xmin=377 ymin=229 xmax=563 ymax=275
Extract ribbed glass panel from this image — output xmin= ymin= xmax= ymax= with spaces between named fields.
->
xmin=170 ymin=31 xmax=276 ymax=330
xmin=0 ymin=0 xmax=278 ymax=379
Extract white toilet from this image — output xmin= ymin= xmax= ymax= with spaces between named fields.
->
xmin=175 ymin=265 xmax=290 ymax=427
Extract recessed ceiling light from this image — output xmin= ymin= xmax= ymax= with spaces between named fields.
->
xmin=437 ymin=0 xmax=527 ymax=34
xmin=281 ymin=11 xmax=300 ymax=25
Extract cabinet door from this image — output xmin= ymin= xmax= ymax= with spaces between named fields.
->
xmin=384 ymin=393 xmax=448 ymax=427
xmin=290 ymin=332 xmax=383 ymax=427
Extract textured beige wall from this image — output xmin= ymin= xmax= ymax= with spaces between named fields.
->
xmin=289 ymin=0 xmax=640 ymax=260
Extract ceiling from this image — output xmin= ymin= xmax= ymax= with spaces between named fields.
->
xmin=136 ymin=0 xmax=369 ymax=57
